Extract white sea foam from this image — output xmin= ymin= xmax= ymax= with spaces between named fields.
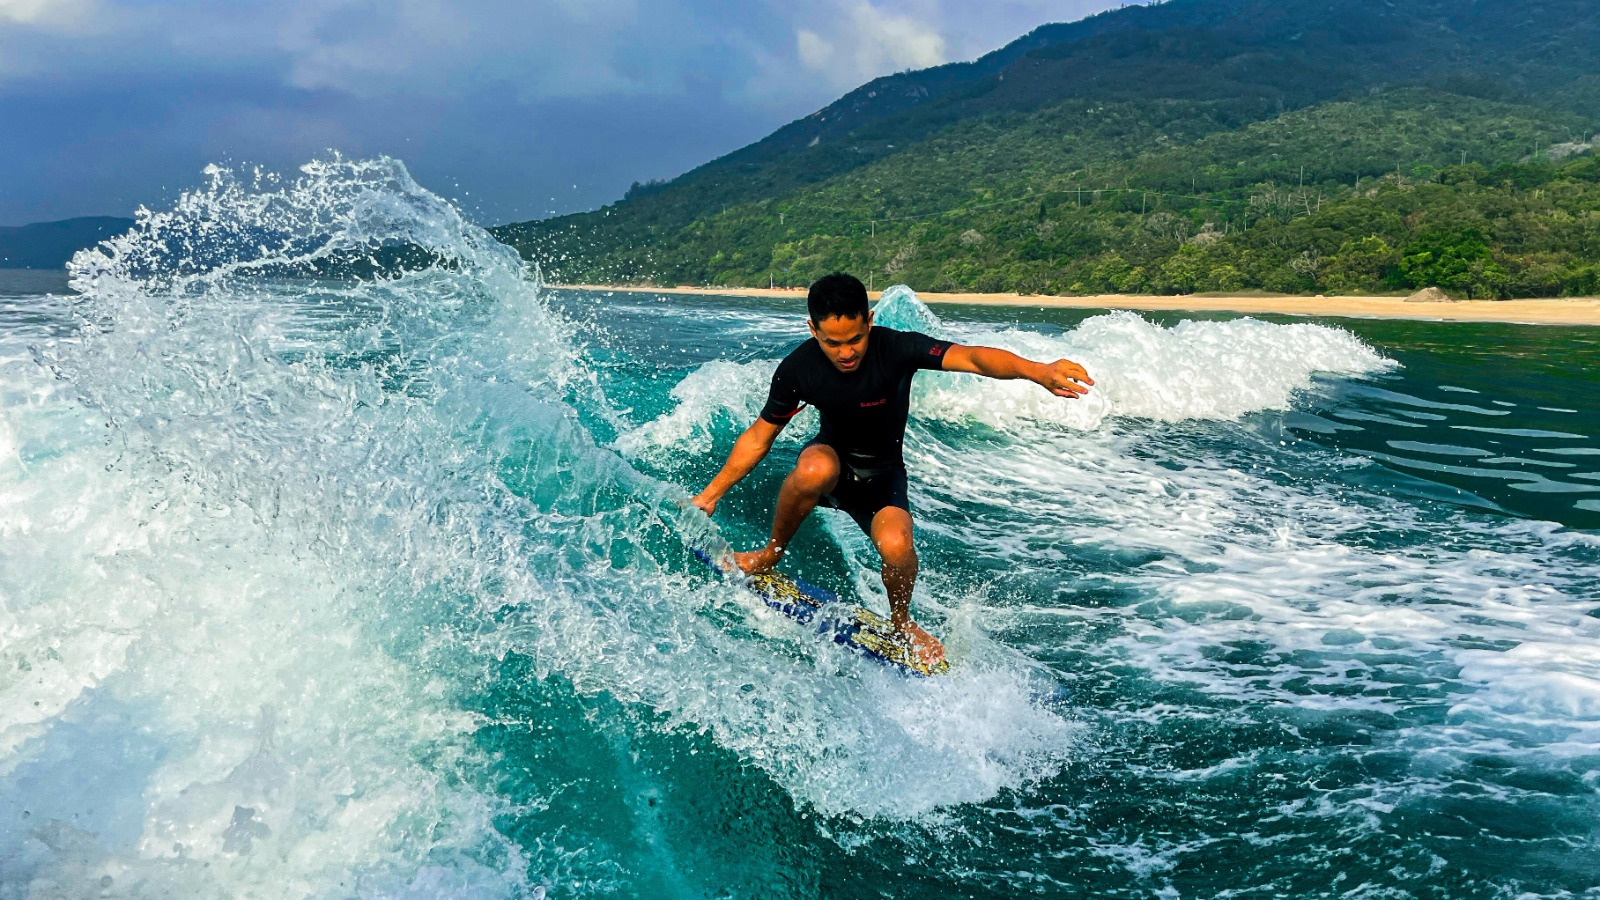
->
xmin=0 ymin=411 xmax=16 ymax=473
xmin=1455 ymin=641 xmax=1600 ymax=728
xmin=615 ymin=627 xmax=1082 ymax=819
xmin=913 ymin=311 xmax=1392 ymax=430
xmin=0 ymin=360 xmax=539 ymax=896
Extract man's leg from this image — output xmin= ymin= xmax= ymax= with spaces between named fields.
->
xmin=870 ymin=506 xmax=944 ymax=665
xmin=869 ymin=506 xmax=918 ymax=627
xmin=735 ymin=444 xmax=839 ymax=574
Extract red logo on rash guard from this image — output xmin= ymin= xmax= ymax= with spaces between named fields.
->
xmin=860 ymin=398 xmax=888 ymax=408
xmin=929 ymin=346 xmax=944 ymax=356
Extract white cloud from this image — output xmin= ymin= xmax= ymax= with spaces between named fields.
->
xmin=0 ymin=0 xmax=99 ymax=29
xmin=269 ymin=0 xmax=701 ymax=101
xmin=794 ymin=2 xmax=947 ymax=89
xmin=277 ymin=0 xmax=472 ymax=95
xmin=852 ymin=2 xmax=947 ymax=69
xmin=795 ymin=27 xmax=830 ymax=69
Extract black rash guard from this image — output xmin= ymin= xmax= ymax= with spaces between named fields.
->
xmin=759 ymin=326 xmax=954 ymax=475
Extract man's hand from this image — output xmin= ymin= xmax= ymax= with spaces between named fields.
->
xmin=690 ymin=417 xmax=784 ymax=519
xmin=1035 ymin=358 xmax=1094 ymax=398
xmin=942 ymin=345 xmax=1093 ymax=398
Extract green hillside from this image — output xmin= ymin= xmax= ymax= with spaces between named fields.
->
xmin=495 ymin=0 xmax=1600 ymax=299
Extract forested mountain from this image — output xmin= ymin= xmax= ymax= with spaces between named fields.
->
xmin=0 ymin=217 xmax=135 ymax=270
xmin=494 ymin=0 xmax=1600 ymax=298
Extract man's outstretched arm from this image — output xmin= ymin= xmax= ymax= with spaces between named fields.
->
xmin=940 ymin=344 xmax=1094 ymax=398
xmin=691 ymin=416 xmax=787 ymax=515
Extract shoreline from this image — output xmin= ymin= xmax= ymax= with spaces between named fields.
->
xmin=559 ymin=284 xmax=1600 ymax=326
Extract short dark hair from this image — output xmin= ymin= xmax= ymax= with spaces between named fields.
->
xmin=807 ymin=273 xmax=869 ymax=324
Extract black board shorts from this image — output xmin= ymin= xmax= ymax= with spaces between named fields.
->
xmin=806 ymin=438 xmax=910 ymax=535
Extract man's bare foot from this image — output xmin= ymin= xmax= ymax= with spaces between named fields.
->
xmin=896 ymin=620 xmax=945 ymax=668
xmin=733 ymin=545 xmax=782 ymax=575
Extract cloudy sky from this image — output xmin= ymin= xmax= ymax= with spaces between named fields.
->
xmin=0 ymin=0 xmax=1120 ymax=226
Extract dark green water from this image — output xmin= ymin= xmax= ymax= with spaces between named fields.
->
xmin=2 ymin=163 xmax=1597 ymax=898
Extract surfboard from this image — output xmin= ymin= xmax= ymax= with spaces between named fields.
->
xmin=694 ymin=549 xmax=949 ymax=677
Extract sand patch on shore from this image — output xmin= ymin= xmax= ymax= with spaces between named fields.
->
xmin=563 ymin=284 xmax=1600 ymax=326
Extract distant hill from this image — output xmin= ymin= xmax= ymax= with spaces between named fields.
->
xmin=0 ymin=217 xmax=134 ymax=270
xmin=495 ymin=0 xmax=1600 ymax=299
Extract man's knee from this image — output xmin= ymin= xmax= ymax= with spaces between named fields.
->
xmin=872 ymin=513 xmax=917 ymax=568
xmin=791 ymin=446 xmax=840 ymax=493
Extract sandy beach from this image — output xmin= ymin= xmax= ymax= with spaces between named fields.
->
xmin=563 ymin=284 xmax=1600 ymax=326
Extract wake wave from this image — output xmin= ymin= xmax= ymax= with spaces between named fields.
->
xmin=0 ymin=161 xmax=1081 ymax=897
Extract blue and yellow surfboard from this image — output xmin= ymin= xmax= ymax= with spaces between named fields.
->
xmin=694 ymin=549 xmax=949 ymax=677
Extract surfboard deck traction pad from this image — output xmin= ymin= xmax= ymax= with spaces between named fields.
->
xmin=695 ymin=549 xmax=949 ymax=677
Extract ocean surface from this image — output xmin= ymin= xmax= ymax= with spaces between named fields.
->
xmin=1 ymin=159 xmax=1597 ymax=898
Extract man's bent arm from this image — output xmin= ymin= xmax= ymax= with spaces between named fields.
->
xmin=941 ymin=344 xmax=1094 ymax=398
xmin=691 ymin=417 xmax=786 ymax=514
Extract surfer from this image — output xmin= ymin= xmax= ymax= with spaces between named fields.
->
xmin=691 ymin=273 xmax=1093 ymax=666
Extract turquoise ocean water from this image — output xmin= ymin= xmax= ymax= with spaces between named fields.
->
xmin=1 ymin=159 xmax=1597 ymax=897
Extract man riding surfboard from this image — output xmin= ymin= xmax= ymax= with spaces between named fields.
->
xmin=691 ymin=274 xmax=1094 ymax=668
